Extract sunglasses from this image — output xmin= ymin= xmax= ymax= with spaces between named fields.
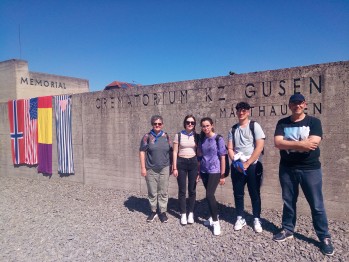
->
xmin=185 ymin=121 xmax=196 ymax=126
xmin=153 ymin=122 xmax=163 ymax=126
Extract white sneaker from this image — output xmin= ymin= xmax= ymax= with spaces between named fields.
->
xmin=234 ymin=216 xmax=246 ymax=231
xmin=204 ymin=215 xmax=219 ymax=227
xmin=204 ymin=217 xmax=213 ymax=227
xmin=254 ymin=218 xmax=263 ymax=233
xmin=180 ymin=214 xmax=187 ymax=225
xmin=187 ymin=212 xmax=194 ymax=224
xmin=213 ymin=220 xmax=221 ymax=236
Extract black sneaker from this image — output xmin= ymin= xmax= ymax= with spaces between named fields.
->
xmin=320 ymin=238 xmax=334 ymax=256
xmin=159 ymin=212 xmax=168 ymax=223
xmin=146 ymin=212 xmax=158 ymax=222
xmin=273 ymin=229 xmax=294 ymax=242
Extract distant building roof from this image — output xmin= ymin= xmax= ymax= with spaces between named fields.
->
xmin=104 ymin=81 xmax=141 ymax=90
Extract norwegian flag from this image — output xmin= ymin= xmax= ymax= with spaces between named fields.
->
xmin=8 ymin=100 xmax=25 ymax=164
xmin=24 ymin=98 xmax=38 ymax=165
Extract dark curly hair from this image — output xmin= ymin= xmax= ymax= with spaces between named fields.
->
xmin=235 ymin=102 xmax=251 ymax=110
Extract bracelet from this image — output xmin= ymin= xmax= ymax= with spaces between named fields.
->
xmin=173 ymin=169 xmax=177 ymax=170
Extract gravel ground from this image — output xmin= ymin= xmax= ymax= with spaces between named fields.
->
xmin=0 ymin=176 xmax=348 ymax=262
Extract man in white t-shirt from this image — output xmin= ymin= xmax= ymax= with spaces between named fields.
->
xmin=227 ymin=102 xmax=265 ymax=233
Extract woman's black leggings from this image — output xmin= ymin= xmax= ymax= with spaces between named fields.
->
xmin=177 ymin=156 xmax=198 ymax=214
xmin=200 ymin=172 xmax=220 ymax=221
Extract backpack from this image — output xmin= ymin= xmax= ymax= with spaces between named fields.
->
xmin=231 ymin=121 xmax=264 ymax=182
xmin=215 ymin=135 xmax=230 ymax=177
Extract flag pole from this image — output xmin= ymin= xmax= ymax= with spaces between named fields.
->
xmin=18 ymin=24 xmax=22 ymax=59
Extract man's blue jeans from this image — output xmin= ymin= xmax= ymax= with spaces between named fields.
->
xmin=279 ymin=165 xmax=331 ymax=241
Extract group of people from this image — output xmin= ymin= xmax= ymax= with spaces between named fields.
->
xmin=139 ymin=94 xmax=334 ymax=256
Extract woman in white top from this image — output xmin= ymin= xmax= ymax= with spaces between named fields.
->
xmin=173 ymin=115 xmax=199 ymax=225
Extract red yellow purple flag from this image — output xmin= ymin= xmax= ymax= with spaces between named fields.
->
xmin=38 ymin=96 xmax=52 ymax=174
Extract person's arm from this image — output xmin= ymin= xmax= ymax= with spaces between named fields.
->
xmin=172 ymin=142 xmax=179 ymax=177
xmin=227 ymin=140 xmax=235 ymax=160
xmin=218 ymin=137 xmax=226 ymax=185
xmin=243 ymin=139 xmax=264 ymax=170
xmin=274 ymin=135 xmax=320 ymax=151
xmin=196 ymin=160 xmax=201 ymax=182
xmin=308 ymin=135 xmax=322 ymax=145
xmin=219 ymin=155 xmax=226 ymax=185
xmin=139 ymin=151 xmax=147 ymax=177
xmin=196 ymin=140 xmax=202 ymax=182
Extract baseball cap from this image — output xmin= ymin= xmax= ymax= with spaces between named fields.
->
xmin=235 ymin=102 xmax=251 ymax=110
xmin=289 ymin=94 xmax=305 ymax=103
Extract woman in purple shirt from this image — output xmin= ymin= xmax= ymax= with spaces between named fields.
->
xmin=197 ymin=117 xmax=227 ymax=236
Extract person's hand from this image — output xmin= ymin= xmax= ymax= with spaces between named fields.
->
xmin=301 ymin=139 xmax=319 ymax=151
xmin=173 ymin=169 xmax=178 ymax=178
xmin=141 ymin=167 xmax=147 ymax=177
xmin=196 ymin=174 xmax=201 ymax=183
xmin=243 ymin=161 xmax=251 ymax=170
xmin=219 ymin=177 xmax=225 ymax=185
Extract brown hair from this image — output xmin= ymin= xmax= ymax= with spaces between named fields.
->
xmin=200 ymin=117 xmax=214 ymax=137
xmin=183 ymin=114 xmax=196 ymax=129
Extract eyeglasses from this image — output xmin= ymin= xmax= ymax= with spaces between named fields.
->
xmin=153 ymin=122 xmax=163 ymax=126
xmin=201 ymin=125 xmax=211 ymax=129
xmin=185 ymin=121 xmax=196 ymax=126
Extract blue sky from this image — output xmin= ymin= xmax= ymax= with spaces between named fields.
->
xmin=1 ymin=0 xmax=348 ymax=92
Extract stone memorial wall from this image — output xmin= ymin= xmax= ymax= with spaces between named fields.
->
xmin=0 ymin=61 xmax=348 ymax=220
xmin=0 ymin=59 xmax=89 ymax=103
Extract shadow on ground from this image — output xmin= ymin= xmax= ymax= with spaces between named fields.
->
xmin=124 ymin=196 xmax=279 ymax=233
xmin=124 ymin=195 xmax=320 ymax=246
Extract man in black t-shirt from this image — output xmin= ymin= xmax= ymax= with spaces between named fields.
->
xmin=273 ymin=94 xmax=334 ymax=256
